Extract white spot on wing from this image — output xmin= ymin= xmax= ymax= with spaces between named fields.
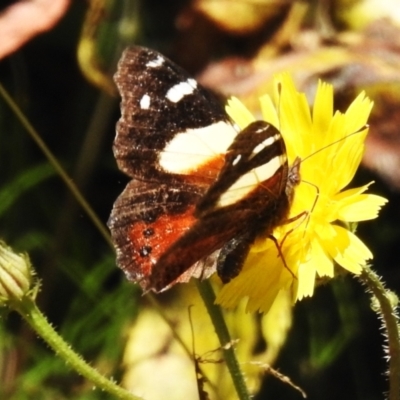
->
xmin=232 ymin=155 xmax=241 ymax=165
xmin=159 ymin=121 xmax=237 ymax=173
xmin=187 ymin=78 xmax=197 ymax=88
xmin=252 ymin=133 xmax=280 ymax=156
xmin=166 ymin=79 xmax=197 ymax=103
xmin=217 ymin=155 xmax=284 ymax=207
xmin=146 ymin=55 xmax=164 ymax=68
xmin=140 ymin=94 xmax=151 ymax=109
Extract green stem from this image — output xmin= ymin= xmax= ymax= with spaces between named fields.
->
xmin=13 ymin=296 xmax=142 ymax=400
xmin=0 ymin=83 xmax=112 ymax=248
xmin=196 ymin=280 xmax=250 ymax=400
xmin=358 ymin=265 xmax=400 ymax=400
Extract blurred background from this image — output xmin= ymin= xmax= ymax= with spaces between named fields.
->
xmin=0 ymin=0 xmax=399 ymax=399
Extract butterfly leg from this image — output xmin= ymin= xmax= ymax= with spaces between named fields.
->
xmin=268 ymin=234 xmax=297 ymax=279
xmin=279 ymin=210 xmax=309 ymax=249
xmin=280 ymin=178 xmax=322 ymax=248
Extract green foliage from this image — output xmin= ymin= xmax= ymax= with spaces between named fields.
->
xmin=0 ymin=2 xmax=138 ymax=398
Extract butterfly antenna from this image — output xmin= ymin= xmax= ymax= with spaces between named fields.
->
xmin=301 ymin=125 xmax=367 ymax=164
xmin=294 ymin=125 xmax=367 ymax=235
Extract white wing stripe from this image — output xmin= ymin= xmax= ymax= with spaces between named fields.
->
xmin=166 ymin=79 xmax=198 ymax=103
xmin=217 ymin=155 xmax=283 ymax=207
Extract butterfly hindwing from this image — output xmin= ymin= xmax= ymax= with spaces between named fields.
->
xmin=109 ymin=179 xmax=211 ymax=289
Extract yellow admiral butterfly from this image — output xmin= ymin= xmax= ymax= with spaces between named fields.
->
xmin=108 ymin=47 xmax=299 ymax=292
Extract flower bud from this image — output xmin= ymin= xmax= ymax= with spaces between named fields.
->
xmin=0 ymin=241 xmax=32 ymax=303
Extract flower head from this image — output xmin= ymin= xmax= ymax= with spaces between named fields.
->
xmin=216 ymin=74 xmax=387 ymax=313
xmin=0 ymin=241 xmax=34 ymax=304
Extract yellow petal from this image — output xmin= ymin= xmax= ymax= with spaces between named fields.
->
xmin=296 ymin=262 xmax=316 ymax=299
xmin=260 ymin=94 xmax=279 ymax=128
xmin=333 ymin=130 xmax=367 ymax=190
xmin=344 ymin=91 xmax=374 ymax=133
xmin=216 ymin=245 xmax=295 ymax=313
xmin=333 ymin=183 xmax=372 ymax=201
xmin=312 ymin=80 xmax=333 ymax=135
xmin=312 ymin=234 xmax=335 ymax=277
xmin=329 ymin=225 xmax=372 ymax=274
xmin=337 ymin=194 xmax=388 ymax=221
xmin=216 ymin=254 xmax=280 ymax=313
xmin=272 ymin=74 xmax=312 ymax=161
xmin=225 ymin=97 xmax=255 ymax=129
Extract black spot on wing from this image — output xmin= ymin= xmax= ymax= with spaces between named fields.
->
xmin=107 ymin=179 xmax=205 ymax=285
xmin=142 ymin=227 xmax=154 ymax=237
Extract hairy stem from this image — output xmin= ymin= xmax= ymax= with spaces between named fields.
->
xmin=13 ymin=296 xmax=141 ymax=400
xmin=358 ymin=265 xmax=400 ymax=400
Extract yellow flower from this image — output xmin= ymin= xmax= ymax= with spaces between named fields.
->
xmin=216 ymin=74 xmax=388 ymax=313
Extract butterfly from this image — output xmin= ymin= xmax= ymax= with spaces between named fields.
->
xmin=108 ymin=46 xmax=299 ymax=292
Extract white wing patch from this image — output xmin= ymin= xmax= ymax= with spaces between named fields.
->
xmin=140 ymin=94 xmax=151 ymax=109
xmin=217 ymin=155 xmax=284 ymax=207
xmin=159 ymin=121 xmax=238 ymax=173
xmin=166 ymin=79 xmax=198 ymax=103
xmin=146 ymin=55 xmax=164 ymax=68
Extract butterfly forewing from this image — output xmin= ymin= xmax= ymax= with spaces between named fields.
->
xmin=113 ymin=46 xmax=237 ymax=184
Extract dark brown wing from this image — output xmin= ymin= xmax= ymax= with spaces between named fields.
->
xmin=113 ymin=46 xmax=234 ymax=184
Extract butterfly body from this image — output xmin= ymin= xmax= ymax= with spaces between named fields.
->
xmin=108 ymin=46 xmax=297 ymax=292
